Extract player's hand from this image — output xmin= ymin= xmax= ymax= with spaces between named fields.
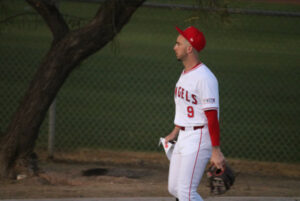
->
xmin=210 ymin=146 xmax=225 ymax=170
xmin=164 ymin=134 xmax=175 ymax=148
xmin=164 ymin=133 xmax=176 ymax=148
xmin=164 ymin=127 xmax=180 ymax=148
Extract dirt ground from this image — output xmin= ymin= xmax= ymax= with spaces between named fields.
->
xmin=1 ymin=149 xmax=300 ymax=200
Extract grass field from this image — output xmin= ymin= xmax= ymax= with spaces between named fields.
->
xmin=0 ymin=0 xmax=300 ymax=162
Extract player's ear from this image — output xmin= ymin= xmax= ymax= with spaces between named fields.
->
xmin=187 ymin=45 xmax=193 ymax=54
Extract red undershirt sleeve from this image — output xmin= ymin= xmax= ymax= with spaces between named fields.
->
xmin=204 ymin=110 xmax=220 ymax=146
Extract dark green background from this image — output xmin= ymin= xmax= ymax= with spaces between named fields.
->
xmin=1 ymin=0 xmax=299 ymax=162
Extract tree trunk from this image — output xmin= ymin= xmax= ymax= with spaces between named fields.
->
xmin=0 ymin=0 xmax=145 ymax=178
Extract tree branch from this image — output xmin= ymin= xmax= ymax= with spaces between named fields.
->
xmin=69 ymin=0 xmax=145 ymax=57
xmin=0 ymin=12 xmax=36 ymax=24
xmin=25 ymin=0 xmax=69 ymax=43
xmin=93 ymin=0 xmax=145 ymax=31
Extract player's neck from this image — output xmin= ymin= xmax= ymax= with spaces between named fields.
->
xmin=183 ymin=59 xmax=201 ymax=72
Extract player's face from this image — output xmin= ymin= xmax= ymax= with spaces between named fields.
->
xmin=173 ymin=35 xmax=189 ymax=61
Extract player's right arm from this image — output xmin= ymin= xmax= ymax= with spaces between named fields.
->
xmin=164 ymin=126 xmax=180 ymax=147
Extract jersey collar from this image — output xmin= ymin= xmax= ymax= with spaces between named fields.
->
xmin=182 ymin=62 xmax=202 ymax=75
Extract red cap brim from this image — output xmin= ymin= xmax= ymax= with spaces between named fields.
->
xmin=175 ymin=26 xmax=191 ymax=48
xmin=175 ymin=26 xmax=185 ymax=37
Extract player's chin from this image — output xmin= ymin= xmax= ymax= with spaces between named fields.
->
xmin=176 ymin=55 xmax=182 ymax=61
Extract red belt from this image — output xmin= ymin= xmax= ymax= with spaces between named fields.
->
xmin=178 ymin=126 xmax=204 ymax=131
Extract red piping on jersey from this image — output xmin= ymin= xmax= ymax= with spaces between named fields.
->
xmin=189 ymin=128 xmax=203 ymax=201
xmin=183 ymin=62 xmax=202 ymax=75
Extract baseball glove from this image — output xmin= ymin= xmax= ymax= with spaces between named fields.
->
xmin=206 ymin=163 xmax=235 ymax=195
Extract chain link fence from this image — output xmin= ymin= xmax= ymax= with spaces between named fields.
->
xmin=1 ymin=1 xmax=299 ymax=163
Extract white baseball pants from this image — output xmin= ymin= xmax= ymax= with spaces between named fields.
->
xmin=168 ymin=126 xmax=212 ymax=201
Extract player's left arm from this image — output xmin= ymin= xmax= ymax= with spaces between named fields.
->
xmin=205 ymin=110 xmax=225 ymax=170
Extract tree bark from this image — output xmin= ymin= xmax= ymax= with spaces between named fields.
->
xmin=0 ymin=0 xmax=145 ymax=178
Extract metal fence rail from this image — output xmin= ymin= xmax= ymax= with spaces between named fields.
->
xmin=0 ymin=1 xmax=299 ymax=162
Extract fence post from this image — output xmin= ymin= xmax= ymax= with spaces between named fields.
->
xmin=48 ymin=99 xmax=56 ymax=159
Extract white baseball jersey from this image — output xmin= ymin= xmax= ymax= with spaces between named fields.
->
xmin=174 ymin=63 xmax=219 ymax=127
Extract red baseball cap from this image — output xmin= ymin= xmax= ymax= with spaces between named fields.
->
xmin=175 ymin=26 xmax=206 ymax=52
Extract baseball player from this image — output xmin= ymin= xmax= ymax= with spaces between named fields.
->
xmin=164 ymin=26 xmax=225 ymax=201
